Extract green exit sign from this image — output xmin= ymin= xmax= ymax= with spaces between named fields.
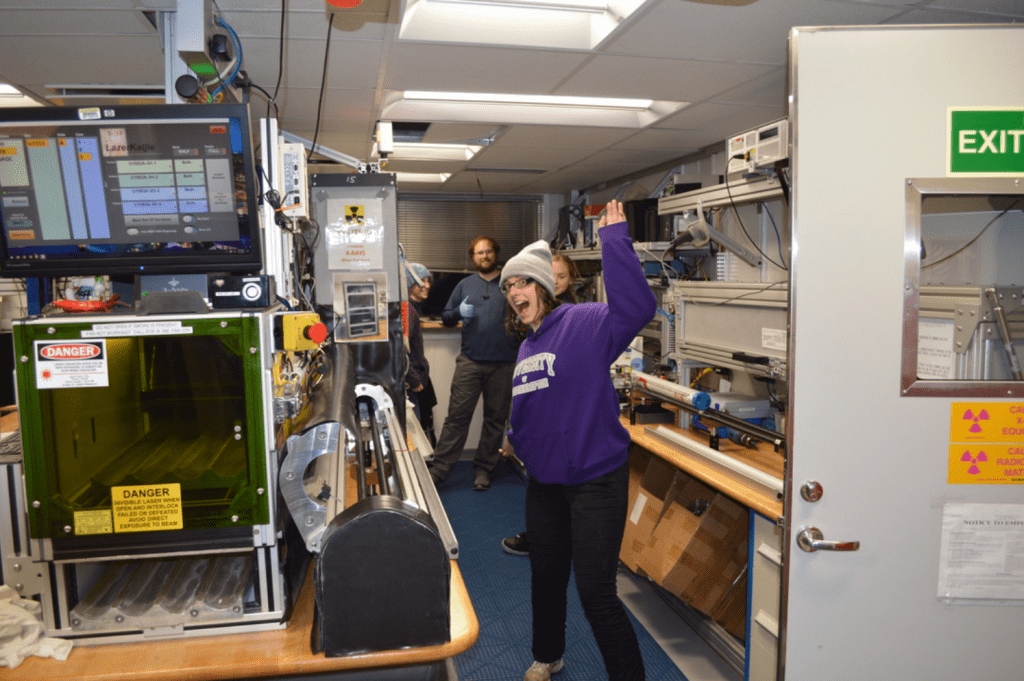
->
xmin=948 ymin=108 xmax=1024 ymax=175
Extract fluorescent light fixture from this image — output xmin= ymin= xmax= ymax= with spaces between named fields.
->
xmin=395 ymin=172 xmax=452 ymax=184
xmin=405 ymin=91 xmax=653 ymax=110
xmin=373 ymin=141 xmax=483 ymax=161
xmin=382 ymin=90 xmax=688 ymax=129
xmin=0 ymin=84 xmax=23 ymax=97
xmin=398 ymin=0 xmax=655 ymax=51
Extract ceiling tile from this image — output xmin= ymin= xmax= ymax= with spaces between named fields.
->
xmin=555 ymin=54 xmax=777 ymax=103
xmin=603 ymin=0 xmax=906 ymax=63
xmin=490 ymin=125 xmax=639 ymax=151
xmin=0 ymin=8 xmax=157 ymax=35
xmin=383 ymin=43 xmax=589 ymax=93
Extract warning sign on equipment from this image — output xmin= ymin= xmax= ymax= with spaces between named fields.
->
xmin=111 ymin=483 xmax=184 ymax=532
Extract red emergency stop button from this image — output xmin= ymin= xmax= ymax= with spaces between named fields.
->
xmin=304 ymin=322 xmax=328 ymax=345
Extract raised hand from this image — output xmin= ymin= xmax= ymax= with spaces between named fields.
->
xmin=598 ymin=199 xmax=626 ymax=228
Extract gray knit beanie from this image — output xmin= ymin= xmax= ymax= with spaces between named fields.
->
xmin=500 ymin=240 xmax=555 ymax=298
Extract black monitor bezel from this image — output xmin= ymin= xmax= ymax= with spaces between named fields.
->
xmin=0 ymin=103 xmax=263 ymax=279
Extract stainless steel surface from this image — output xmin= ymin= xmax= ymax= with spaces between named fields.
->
xmin=795 ymin=526 xmax=860 ymax=553
xmin=799 ymin=481 xmax=822 ymax=503
xmin=901 ymin=177 xmax=1024 ymax=397
xmin=279 ymin=422 xmax=342 ymax=553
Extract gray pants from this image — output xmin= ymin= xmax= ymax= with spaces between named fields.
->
xmin=429 ymin=354 xmax=514 ymax=481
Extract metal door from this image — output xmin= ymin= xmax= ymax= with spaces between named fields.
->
xmin=783 ymin=25 xmax=1024 ymax=681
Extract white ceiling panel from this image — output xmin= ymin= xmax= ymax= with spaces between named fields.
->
xmin=611 ymin=127 xmax=718 ymax=153
xmin=911 ymin=0 xmax=1024 ymax=17
xmin=490 ymin=125 xmax=637 ymax=151
xmin=0 ymin=35 xmax=164 ymax=85
xmin=604 ymin=0 xmax=904 ymax=64
xmin=555 ymin=54 xmax=777 ymax=103
xmin=0 ymin=9 xmax=157 ymax=35
xmin=709 ymin=68 xmax=788 ymax=107
xmin=468 ymin=144 xmax=594 ymax=171
xmin=237 ymin=36 xmax=383 ymax=90
xmin=655 ymin=100 xmax=786 ymax=134
xmin=893 ymin=8 xmax=1023 ymax=23
xmin=383 ymin=43 xmax=591 ymax=93
xmin=220 ymin=7 xmax=389 ymax=41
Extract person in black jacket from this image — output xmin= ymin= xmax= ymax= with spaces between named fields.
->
xmin=405 ymin=262 xmax=437 ymax=447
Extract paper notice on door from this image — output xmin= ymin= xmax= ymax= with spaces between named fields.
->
xmin=937 ymin=503 xmax=1024 ymax=602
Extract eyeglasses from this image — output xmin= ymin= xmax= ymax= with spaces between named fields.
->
xmin=500 ymin=277 xmax=535 ymax=295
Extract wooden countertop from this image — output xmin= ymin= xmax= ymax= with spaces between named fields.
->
xmin=422 ymin=320 xmax=456 ymax=331
xmin=623 ymin=415 xmax=784 ymax=521
xmin=7 ymin=560 xmax=477 ymax=680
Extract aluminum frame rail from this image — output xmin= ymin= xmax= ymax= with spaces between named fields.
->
xmin=670 ymin=281 xmax=789 ymax=380
xmin=354 ymin=384 xmax=459 ymax=560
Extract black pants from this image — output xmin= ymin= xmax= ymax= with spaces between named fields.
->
xmin=429 ymin=355 xmax=513 ymax=481
xmin=526 ymin=460 xmax=645 ymax=681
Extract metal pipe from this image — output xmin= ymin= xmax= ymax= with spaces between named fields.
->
xmin=984 ymin=287 xmax=1023 ymax=380
xmin=632 ymin=371 xmax=712 ymax=410
xmin=366 ymin=400 xmax=392 ymax=497
xmin=650 ymin=425 xmax=784 ymax=495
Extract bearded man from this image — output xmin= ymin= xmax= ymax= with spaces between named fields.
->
xmin=427 ymin=236 xmax=521 ymax=491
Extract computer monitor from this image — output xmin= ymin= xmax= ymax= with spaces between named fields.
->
xmin=0 ymin=103 xmax=263 ymax=278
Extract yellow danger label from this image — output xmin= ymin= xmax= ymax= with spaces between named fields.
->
xmin=950 ymin=402 xmax=1024 ymax=443
xmin=74 ymin=509 xmax=113 ymax=535
xmin=111 ymin=483 xmax=184 ymax=533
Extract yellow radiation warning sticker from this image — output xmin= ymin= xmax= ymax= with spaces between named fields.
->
xmin=948 ymin=444 xmax=1024 ymax=484
xmin=950 ymin=403 xmax=1024 ymax=484
xmin=74 ymin=509 xmax=113 ymax=535
xmin=950 ymin=402 xmax=1024 ymax=442
xmin=344 ymin=204 xmax=365 ymax=224
xmin=111 ymin=483 xmax=184 ymax=532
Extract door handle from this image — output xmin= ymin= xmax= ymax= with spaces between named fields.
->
xmin=796 ymin=525 xmax=860 ymax=552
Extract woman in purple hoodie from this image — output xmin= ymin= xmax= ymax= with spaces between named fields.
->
xmin=499 ymin=200 xmax=656 ymax=681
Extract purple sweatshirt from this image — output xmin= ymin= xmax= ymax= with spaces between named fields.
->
xmin=507 ymin=221 xmax=656 ymax=484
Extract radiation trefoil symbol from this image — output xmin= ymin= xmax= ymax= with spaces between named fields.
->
xmin=962 ymin=408 xmax=990 ymax=433
xmin=960 ymin=450 xmax=988 ymax=475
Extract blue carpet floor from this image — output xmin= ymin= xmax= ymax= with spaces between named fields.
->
xmin=436 ymin=460 xmax=690 ymax=681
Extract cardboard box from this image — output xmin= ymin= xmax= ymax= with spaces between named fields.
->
xmin=619 ymin=447 xmax=678 ymax=572
xmin=711 ymin=561 xmax=748 ymax=641
xmin=637 ymin=475 xmax=750 ymax=618
xmin=635 ymin=477 xmax=716 ymax=582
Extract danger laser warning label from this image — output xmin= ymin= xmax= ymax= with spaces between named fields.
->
xmin=111 ymin=483 xmax=183 ymax=532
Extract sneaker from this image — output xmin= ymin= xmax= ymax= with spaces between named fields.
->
xmin=524 ymin=659 xmax=564 ymax=681
xmin=502 ymin=532 xmax=529 ymax=556
xmin=473 ymin=469 xmax=491 ymax=491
